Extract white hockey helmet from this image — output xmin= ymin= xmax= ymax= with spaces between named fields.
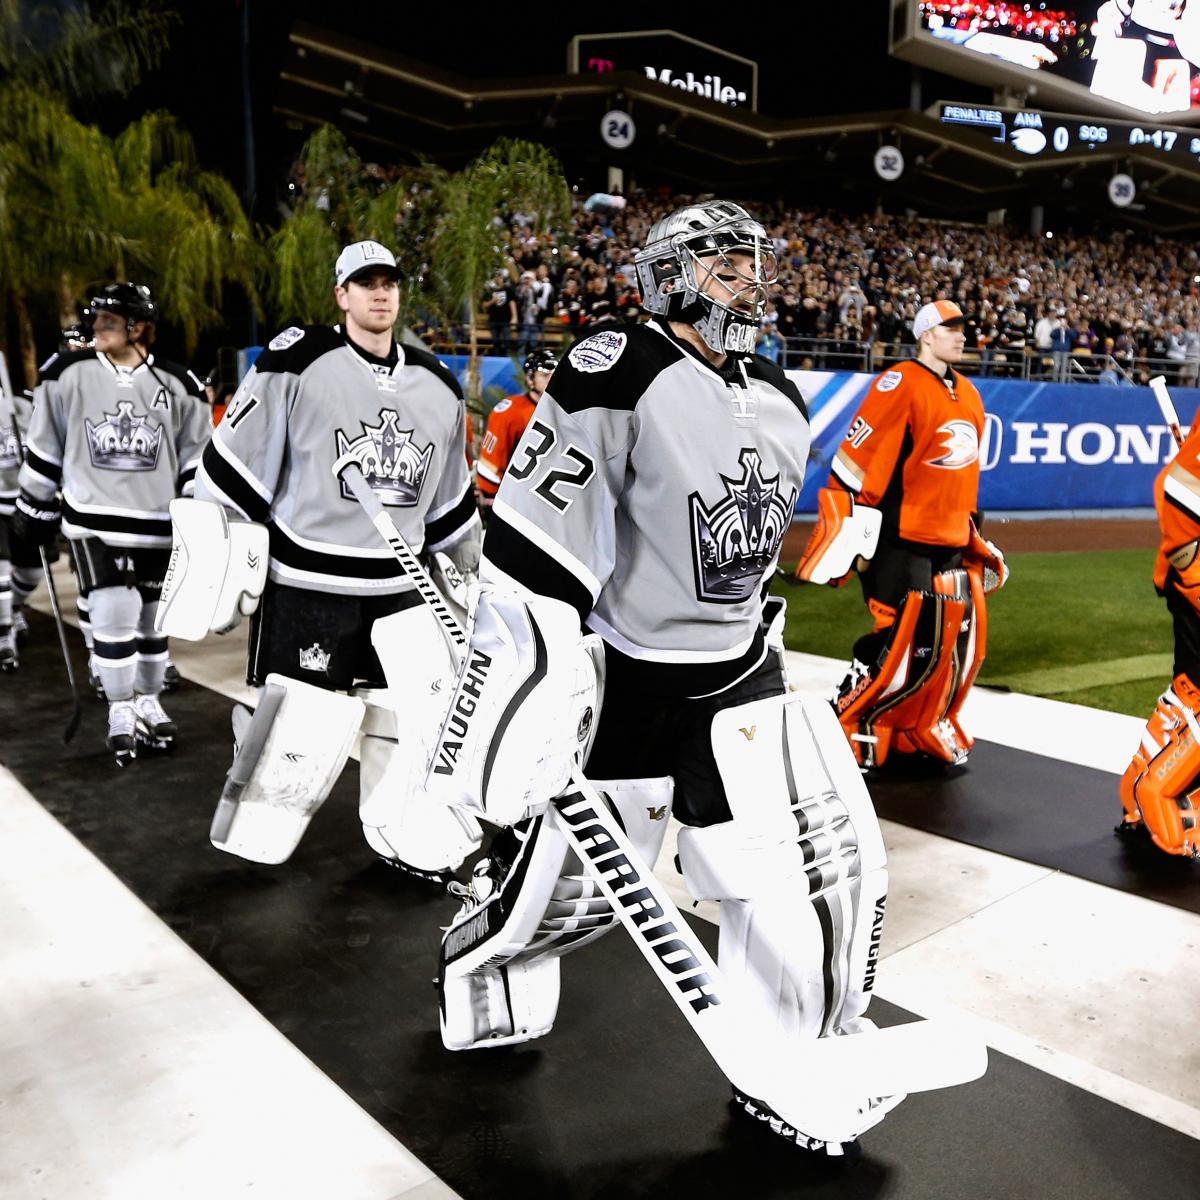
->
xmin=634 ymin=200 xmax=776 ymax=356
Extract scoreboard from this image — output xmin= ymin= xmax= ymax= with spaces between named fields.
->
xmin=937 ymin=102 xmax=1200 ymax=164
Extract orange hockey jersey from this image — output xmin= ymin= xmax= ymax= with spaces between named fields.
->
xmin=829 ymin=359 xmax=985 ymax=547
xmin=1153 ymin=422 xmax=1200 ymax=597
xmin=475 ymin=391 xmax=536 ymax=500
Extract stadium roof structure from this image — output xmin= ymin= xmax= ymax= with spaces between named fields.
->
xmin=278 ymin=23 xmax=1200 ymax=234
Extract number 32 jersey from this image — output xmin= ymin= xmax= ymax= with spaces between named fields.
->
xmin=483 ymin=319 xmax=810 ymax=699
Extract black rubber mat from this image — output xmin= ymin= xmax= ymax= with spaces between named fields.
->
xmin=868 ymin=735 xmax=1200 ymax=914
xmin=3 ymin=613 xmax=1198 ymax=1197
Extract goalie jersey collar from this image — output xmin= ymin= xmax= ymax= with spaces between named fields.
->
xmin=646 ymin=316 xmax=751 ymax=385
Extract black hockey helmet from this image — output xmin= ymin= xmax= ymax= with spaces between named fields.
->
xmin=87 ymin=282 xmax=159 ymax=325
xmin=523 ymin=348 xmax=560 ymax=376
xmin=59 ymin=316 xmax=94 ymax=350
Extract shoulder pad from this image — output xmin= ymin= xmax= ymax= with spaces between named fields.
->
xmin=151 ymin=357 xmax=207 ymax=397
xmin=744 ymin=354 xmax=809 ymax=421
xmin=549 ymin=323 xmax=681 ymax=414
xmin=401 ymin=342 xmax=464 ymax=401
xmin=252 ymin=325 xmax=343 ymax=375
xmin=37 ymin=348 xmax=96 ymax=383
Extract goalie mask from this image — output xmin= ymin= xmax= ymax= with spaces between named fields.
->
xmin=634 ymin=201 xmax=776 ymax=356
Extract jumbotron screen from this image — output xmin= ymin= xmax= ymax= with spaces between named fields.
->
xmin=897 ymin=2 xmax=1200 ymax=116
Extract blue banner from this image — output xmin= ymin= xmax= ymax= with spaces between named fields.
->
xmin=792 ymin=369 xmax=1200 ymax=511
xmin=439 ymin=354 xmax=522 ymax=410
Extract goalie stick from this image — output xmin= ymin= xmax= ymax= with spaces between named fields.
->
xmin=1150 ymin=374 xmax=1186 ymax=450
xmin=334 ymin=453 xmax=987 ymax=1141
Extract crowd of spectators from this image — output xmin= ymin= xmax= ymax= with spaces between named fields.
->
xmin=289 ymin=156 xmax=1200 ymax=384
xmin=471 ymin=188 xmax=1200 ymax=384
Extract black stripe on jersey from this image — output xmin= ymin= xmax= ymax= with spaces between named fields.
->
xmin=1163 ymin=484 xmax=1200 ymax=524
xmin=36 ymin=348 xmax=97 ymax=382
xmin=252 ymin=324 xmax=345 ymax=376
xmin=546 ymin=322 xmax=683 ymax=416
xmin=148 ymin=356 xmax=206 ymax=398
xmin=200 ymin=442 xmax=271 ymax=523
xmin=62 ymin=501 xmax=171 ymax=540
xmin=425 ymin=489 xmax=477 ymax=549
xmin=402 ymin=342 xmax=465 ymax=401
xmin=24 ymin=446 xmax=62 ymax=485
xmin=599 ymin=629 xmax=768 ymax=700
xmin=744 ymin=354 xmax=809 ymax=421
xmin=268 ymin=523 xmax=406 ymax=581
xmin=483 ymin=512 xmax=594 ymax=621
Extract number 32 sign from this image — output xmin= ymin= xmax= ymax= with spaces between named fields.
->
xmin=600 ymin=110 xmax=636 ymax=150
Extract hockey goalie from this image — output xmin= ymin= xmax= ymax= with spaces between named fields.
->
xmin=796 ymin=301 xmax=1008 ymax=769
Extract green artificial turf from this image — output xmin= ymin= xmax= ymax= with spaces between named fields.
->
xmin=773 ymin=548 xmax=1172 ymax=718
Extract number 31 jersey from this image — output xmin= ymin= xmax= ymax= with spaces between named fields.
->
xmin=483 ymin=319 xmax=810 ymax=699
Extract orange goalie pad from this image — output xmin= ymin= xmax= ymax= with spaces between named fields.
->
xmin=835 ymin=568 xmax=986 ymax=769
xmin=1119 ymin=674 xmax=1200 ymax=859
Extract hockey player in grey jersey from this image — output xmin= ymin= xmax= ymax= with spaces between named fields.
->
xmin=423 ymin=202 xmax=955 ymax=1153
xmin=162 ymin=240 xmax=483 ymax=872
xmin=14 ymin=283 xmax=210 ymax=761
xmin=0 ymin=359 xmax=21 ymax=670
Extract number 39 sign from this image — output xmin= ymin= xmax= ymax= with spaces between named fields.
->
xmin=600 ymin=110 xmax=636 ymax=150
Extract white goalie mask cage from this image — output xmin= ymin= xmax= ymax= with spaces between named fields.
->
xmin=633 ymin=201 xmax=776 ymax=356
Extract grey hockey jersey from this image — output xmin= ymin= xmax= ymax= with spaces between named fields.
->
xmin=18 ymin=351 xmax=210 ymax=547
xmin=0 ymin=378 xmax=19 ymax=517
xmin=194 ymin=325 xmax=478 ymax=596
xmin=484 ymin=319 xmax=810 ymax=698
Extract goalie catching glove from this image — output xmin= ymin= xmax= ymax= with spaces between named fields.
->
xmin=424 ymin=584 xmax=603 ymax=827
xmin=964 ymin=519 xmax=1009 ymax=595
xmin=794 ymin=488 xmax=881 ymax=586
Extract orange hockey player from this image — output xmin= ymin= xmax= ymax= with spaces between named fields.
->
xmin=1119 ymin=409 xmax=1200 ymax=859
xmin=474 ymin=349 xmax=559 ymax=512
xmin=796 ymin=300 xmax=1007 ymax=768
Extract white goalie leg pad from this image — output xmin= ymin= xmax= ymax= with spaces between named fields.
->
xmin=439 ymin=777 xmax=673 ymax=1050
xmin=356 ymin=606 xmax=483 ymax=878
xmin=425 ymin=585 xmax=601 ymax=825
xmin=677 ymin=692 xmax=897 ymax=1143
xmin=210 ymin=674 xmax=365 ymax=864
xmin=157 ymin=499 xmax=268 ymax=640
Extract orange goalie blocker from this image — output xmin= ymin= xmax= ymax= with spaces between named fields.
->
xmin=834 ymin=567 xmax=986 ymax=769
xmin=1119 ymin=673 xmax=1200 ymax=859
xmin=794 ymin=488 xmax=881 ymax=587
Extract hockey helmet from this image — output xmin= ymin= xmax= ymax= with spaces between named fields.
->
xmin=87 ymin=282 xmax=159 ymax=327
xmin=633 ymin=201 xmax=775 ymax=356
xmin=523 ymin=348 xmax=560 ymax=376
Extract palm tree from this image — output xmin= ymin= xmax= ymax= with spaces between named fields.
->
xmin=268 ymin=128 xmax=571 ymax=413
xmin=0 ymin=1 xmax=205 ymax=383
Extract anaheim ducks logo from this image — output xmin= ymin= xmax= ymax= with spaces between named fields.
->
xmin=927 ymin=420 xmax=979 ymax=470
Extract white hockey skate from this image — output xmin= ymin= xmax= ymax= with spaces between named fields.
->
xmin=11 ymin=607 xmax=28 ymax=640
xmin=0 ymin=628 xmax=17 ymax=672
xmin=133 ymin=693 xmax=176 ymax=751
xmin=162 ymin=659 xmax=180 ymax=693
xmin=107 ymin=699 xmax=139 ymax=766
xmin=88 ymin=653 xmax=107 ymax=701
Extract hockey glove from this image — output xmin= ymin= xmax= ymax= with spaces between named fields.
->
xmin=12 ymin=493 xmax=60 ymax=548
xmin=966 ymin=521 xmax=1009 ymax=595
xmin=1167 ymin=539 xmax=1200 ymax=616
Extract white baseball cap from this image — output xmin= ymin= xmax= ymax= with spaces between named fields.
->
xmin=334 ymin=240 xmax=399 ymax=287
xmin=912 ymin=300 xmax=967 ymax=339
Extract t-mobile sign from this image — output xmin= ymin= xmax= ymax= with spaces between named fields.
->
xmin=568 ymin=30 xmax=758 ymax=111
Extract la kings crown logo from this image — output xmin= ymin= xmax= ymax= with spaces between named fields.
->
xmin=690 ymin=449 xmax=796 ymax=603
xmin=335 ymin=409 xmax=433 ymax=506
xmin=85 ymin=401 xmax=163 ymax=471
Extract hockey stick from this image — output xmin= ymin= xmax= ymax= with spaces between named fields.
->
xmin=40 ymin=545 xmax=82 ymax=743
xmin=8 ymin=413 xmax=82 ymax=742
xmin=334 ymin=453 xmax=987 ymax=1135
xmin=1150 ymin=375 xmax=1186 ymax=450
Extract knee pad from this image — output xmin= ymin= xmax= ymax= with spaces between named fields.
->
xmin=87 ymin=585 xmax=141 ymax=637
xmin=836 ymin=570 xmax=981 ymax=768
xmin=210 ymin=675 xmax=365 ymax=864
xmin=677 ymin=693 xmax=887 ymax=1044
xmin=438 ymin=777 xmax=673 ymax=1050
xmin=1120 ymin=674 xmax=1200 ymax=858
